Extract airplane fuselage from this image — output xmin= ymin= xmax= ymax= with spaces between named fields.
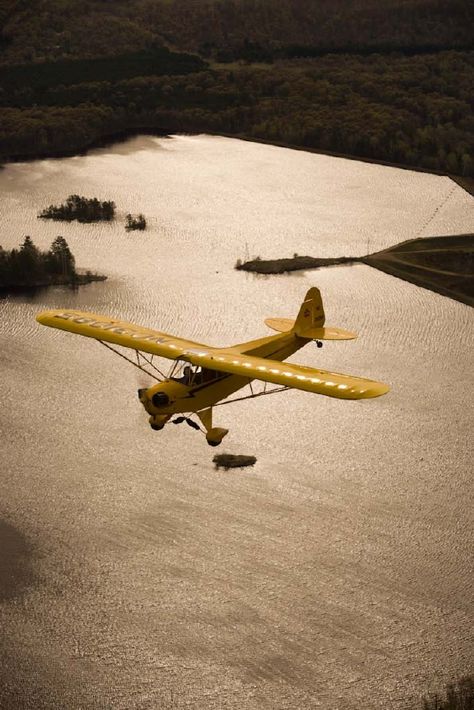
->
xmin=140 ymin=330 xmax=308 ymax=417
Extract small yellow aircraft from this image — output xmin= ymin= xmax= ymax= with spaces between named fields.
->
xmin=37 ymin=287 xmax=389 ymax=445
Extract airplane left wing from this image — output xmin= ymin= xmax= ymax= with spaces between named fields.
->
xmin=36 ymin=309 xmax=208 ymax=360
xmin=181 ymin=348 xmax=389 ymax=400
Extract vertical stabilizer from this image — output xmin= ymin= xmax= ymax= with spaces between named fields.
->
xmin=293 ymin=287 xmax=325 ymax=336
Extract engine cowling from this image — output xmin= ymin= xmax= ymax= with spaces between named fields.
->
xmin=152 ymin=391 xmax=170 ymax=407
xmin=139 ymin=381 xmax=185 ymax=415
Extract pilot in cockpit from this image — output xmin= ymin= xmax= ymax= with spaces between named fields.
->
xmin=181 ymin=365 xmax=194 ymax=384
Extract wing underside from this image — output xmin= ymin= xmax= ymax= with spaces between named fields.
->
xmin=36 ymin=309 xmax=207 ymax=360
xmin=37 ymin=309 xmax=389 ymax=400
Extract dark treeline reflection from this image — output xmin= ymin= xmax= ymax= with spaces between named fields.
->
xmin=1 ymin=51 xmax=472 ymax=175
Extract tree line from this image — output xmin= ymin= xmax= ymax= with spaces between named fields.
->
xmin=0 ymin=236 xmax=77 ymax=288
xmin=1 ymin=50 xmax=472 ymax=176
xmin=0 ymin=0 xmax=471 ymax=66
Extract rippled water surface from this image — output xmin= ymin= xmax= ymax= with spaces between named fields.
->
xmin=1 ymin=135 xmax=473 ymax=709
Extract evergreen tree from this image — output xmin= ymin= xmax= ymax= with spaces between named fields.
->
xmin=18 ymin=235 xmax=43 ymax=280
xmin=47 ymin=236 xmax=76 ymax=277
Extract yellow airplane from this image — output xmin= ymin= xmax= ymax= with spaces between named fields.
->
xmin=36 ymin=287 xmax=389 ymax=446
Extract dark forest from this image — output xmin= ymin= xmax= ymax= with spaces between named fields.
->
xmin=0 ymin=0 xmax=472 ymax=175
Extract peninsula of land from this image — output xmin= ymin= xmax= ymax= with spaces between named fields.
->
xmin=236 ymin=234 xmax=474 ymax=307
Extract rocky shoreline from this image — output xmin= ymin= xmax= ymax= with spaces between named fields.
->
xmin=0 ymin=272 xmax=107 ymax=294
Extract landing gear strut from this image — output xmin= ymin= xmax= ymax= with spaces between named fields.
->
xmin=197 ymin=408 xmax=229 ymax=447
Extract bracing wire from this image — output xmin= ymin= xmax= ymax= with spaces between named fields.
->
xmin=135 ymin=350 xmax=167 ymax=379
xmin=98 ymin=341 xmax=163 ymax=382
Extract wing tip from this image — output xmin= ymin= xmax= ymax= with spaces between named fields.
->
xmin=36 ymin=310 xmax=54 ymax=325
xmin=36 ymin=309 xmax=70 ymax=326
xmin=362 ymin=382 xmax=390 ymax=398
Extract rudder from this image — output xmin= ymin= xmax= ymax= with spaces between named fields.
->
xmin=293 ymin=287 xmax=325 ymax=336
xmin=265 ymin=288 xmax=356 ymax=340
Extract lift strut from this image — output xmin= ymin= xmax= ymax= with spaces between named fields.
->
xmin=98 ymin=340 xmax=167 ymax=382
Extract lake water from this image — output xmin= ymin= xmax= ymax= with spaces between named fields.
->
xmin=0 ymin=135 xmax=473 ymax=709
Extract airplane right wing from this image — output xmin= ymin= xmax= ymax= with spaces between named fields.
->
xmin=180 ymin=348 xmax=390 ymax=400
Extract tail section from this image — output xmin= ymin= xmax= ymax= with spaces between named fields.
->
xmin=293 ymin=287 xmax=325 ymax=336
xmin=265 ymin=287 xmax=357 ymax=340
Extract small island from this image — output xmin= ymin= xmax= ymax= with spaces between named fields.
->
xmin=236 ymin=234 xmax=474 ymax=307
xmin=235 ymin=254 xmax=356 ymax=274
xmin=0 ymin=236 xmax=106 ymax=291
xmin=125 ymin=213 xmax=147 ymax=231
xmin=38 ymin=194 xmax=116 ymax=223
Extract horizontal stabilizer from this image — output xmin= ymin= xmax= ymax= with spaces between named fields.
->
xmin=264 ymin=317 xmax=295 ymax=332
xmin=301 ymin=326 xmax=357 ymax=340
xmin=265 ymin=318 xmax=356 ymax=340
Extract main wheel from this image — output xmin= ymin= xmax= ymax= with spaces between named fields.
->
xmin=205 ymin=427 xmax=229 ymax=447
xmin=150 ymin=422 xmax=165 ymax=431
xmin=149 ymin=414 xmax=169 ymax=431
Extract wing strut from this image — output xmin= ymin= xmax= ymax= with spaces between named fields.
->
xmin=212 ymin=384 xmax=290 ymax=408
xmin=98 ymin=341 xmax=166 ymax=382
